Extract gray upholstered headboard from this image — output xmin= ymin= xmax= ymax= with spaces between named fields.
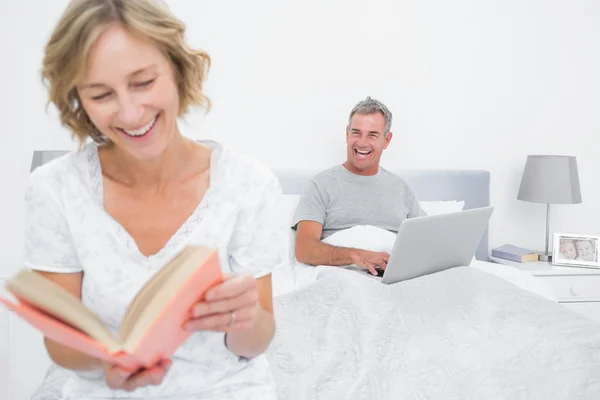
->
xmin=30 ymin=150 xmax=71 ymax=172
xmin=30 ymin=150 xmax=491 ymax=261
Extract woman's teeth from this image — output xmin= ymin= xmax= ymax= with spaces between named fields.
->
xmin=122 ymin=116 xmax=157 ymax=137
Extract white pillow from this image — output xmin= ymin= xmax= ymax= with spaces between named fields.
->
xmin=419 ymin=200 xmax=465 ymax=216
xmin=323 ymin=225 xmax=396 ymax=253
xmin=279 ymin=194 xmax=301 ymax=262
xmin=270 ymin=194 xmax=301 ymax=297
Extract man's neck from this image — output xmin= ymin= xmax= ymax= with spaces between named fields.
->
xmin=342 ymin=161 xmax=379 ymax=177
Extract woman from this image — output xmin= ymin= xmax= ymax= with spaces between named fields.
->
xmin=27 ymin=0 xmax=287 ymax=398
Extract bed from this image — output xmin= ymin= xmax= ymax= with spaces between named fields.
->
xmin=27 ymin=150 xmax=600 ymax=399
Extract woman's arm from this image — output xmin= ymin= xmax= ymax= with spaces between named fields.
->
xmin=38 ymin=270 xmax=171 ymax=391
xmin=183 ymin=162 xmax=285 ymax=358
xmin=36 ymin=271 xmax=104 ymax=371
xmin=224 ymin=274 xmax=275 ymax=358
xmin=186 ymin=274 xmax=276 ymax=359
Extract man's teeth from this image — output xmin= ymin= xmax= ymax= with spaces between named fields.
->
xmin=356 ymin=150 xmax=371 ymax=155
xmin=123 ymin=116 xmax=157 ymax=137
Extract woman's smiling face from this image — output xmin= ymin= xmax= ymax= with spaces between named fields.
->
xmin=77 ymin=23 xmax=181 ymax=160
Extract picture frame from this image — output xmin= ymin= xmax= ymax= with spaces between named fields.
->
xmin=552 ymin=232 xmax=600 ymax=269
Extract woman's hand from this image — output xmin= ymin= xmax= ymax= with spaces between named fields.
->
xmin=104 ymin=359 xmax=171 ymax=392
xmin=185 ymin=274 xmax=259 ymax=332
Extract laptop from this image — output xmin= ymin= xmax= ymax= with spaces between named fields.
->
xmin=379 ymin=206 xmax=494 ymax=284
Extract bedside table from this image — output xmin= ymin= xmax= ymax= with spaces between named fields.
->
xmin=490 ymin=256 xmax=600 ymax=323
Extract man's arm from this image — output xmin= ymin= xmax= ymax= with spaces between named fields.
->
xmin=294 ymin=221 xmax=388 ymax=275
xmin=291 ymin=180 xmax=358 ymax=266
xmin=295 ymin=221 xmax=359 ymax=266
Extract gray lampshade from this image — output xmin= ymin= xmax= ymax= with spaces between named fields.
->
xmin=517 ymin=155 xmax=582 ymax=204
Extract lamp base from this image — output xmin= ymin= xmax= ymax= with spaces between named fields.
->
xmin=538 ymin=253 xmax=552 ymax=262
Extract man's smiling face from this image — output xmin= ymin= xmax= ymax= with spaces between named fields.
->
xmin=344 ymin=112 xmax=392 ymax=176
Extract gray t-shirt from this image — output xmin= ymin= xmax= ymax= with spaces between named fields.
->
xmin=292 ymin=164 xmax=426 ymax=239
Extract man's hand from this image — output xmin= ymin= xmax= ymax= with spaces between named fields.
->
xmin=351 ymin=250 xmax=390 ymax=275
xmin=295 ymin=221 xmax=390 ymax=272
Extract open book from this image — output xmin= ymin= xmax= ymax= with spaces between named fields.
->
xmin=0 ymin=245 xmax=224 ymax=371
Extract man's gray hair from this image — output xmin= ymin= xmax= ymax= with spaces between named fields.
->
xmin=348 ymin=96 xmax=393 ymax=135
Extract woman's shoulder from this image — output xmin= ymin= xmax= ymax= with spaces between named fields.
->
xmin=27 ymin=142 xmax=97 ymax=195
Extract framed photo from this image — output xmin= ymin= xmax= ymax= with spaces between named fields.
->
xmin=552 ymin=232 xmax=600 ymax=268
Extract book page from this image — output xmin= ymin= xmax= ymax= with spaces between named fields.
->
xmin=122 ymin=246 xmax=220 ymax=352
xmin=119 ymin=247 xmax=197 ymax=341
xmin=5 ymin=270 xmax=121 ymax=351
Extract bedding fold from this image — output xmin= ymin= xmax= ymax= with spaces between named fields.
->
xmin=267 ymin=266 xmax=600 ymax=400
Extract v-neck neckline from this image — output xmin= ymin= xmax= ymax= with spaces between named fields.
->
xmin=88 ymin=143 xmax=221 ymax=267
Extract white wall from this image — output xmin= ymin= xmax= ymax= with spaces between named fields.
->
xmin=1 ymin=1 xmax=600 ymax=398
xmin=1 ymin=0 xmax=600 ymax=280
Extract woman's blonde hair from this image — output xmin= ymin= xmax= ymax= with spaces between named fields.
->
xmin=41 ymin=0 xmax=211 ymax=145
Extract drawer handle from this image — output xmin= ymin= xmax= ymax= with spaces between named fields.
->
xmin=570 ymin=287 xmax=580 ymax=296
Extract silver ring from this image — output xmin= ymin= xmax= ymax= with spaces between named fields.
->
xmin=230 ymin=311 xmax=236 ymax=325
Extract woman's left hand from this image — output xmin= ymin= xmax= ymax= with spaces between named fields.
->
xmin=184 ymin=274 xmax=259 ymax=332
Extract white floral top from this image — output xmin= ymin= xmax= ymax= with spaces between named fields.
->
xmin=23 ymin=141 xmax=288 ymax=399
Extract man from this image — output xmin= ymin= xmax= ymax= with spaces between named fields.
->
xmin=292 ymin=96 xmax=426 ymax=276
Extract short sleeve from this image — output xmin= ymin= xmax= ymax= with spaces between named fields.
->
xmin=291 ymin=181 xmax=327 ymax=230
xmin=227 ymin=171 xmax=289 ymax=278
xmin=407 ymin=186 xmax=427 ymax=218
xmin=22 ymin=172 xmax=82 ymax=273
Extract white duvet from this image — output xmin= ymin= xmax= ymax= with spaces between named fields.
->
xmin=267 ymin=266 xmax=600 ymax=400
xmin=31 ymin=266 xmax=600 ymax=400
xmin=264 ymin=225 xmax=600 ymax=399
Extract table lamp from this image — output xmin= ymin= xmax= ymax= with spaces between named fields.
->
xmin=517 ymin=155 xmax=582 ymax=262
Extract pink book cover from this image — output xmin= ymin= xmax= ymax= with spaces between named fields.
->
xmin=0 ymin=251 xmax=224 ymax=372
